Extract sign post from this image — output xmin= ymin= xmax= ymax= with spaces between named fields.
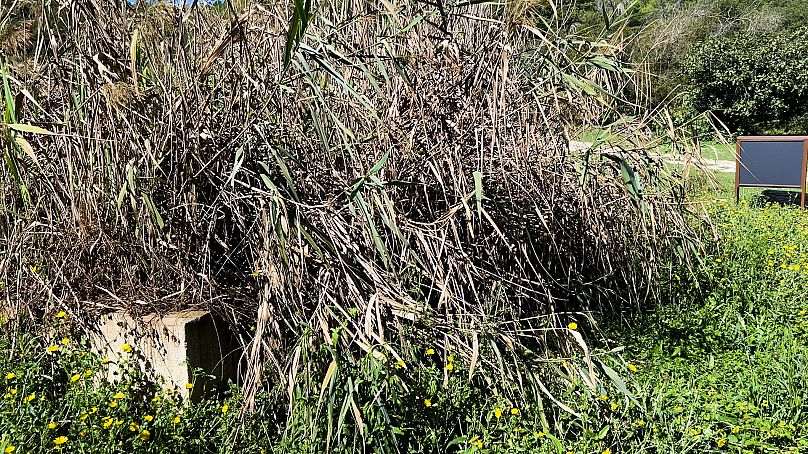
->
xmin=735 ymin=136 xmax=808 ymax=208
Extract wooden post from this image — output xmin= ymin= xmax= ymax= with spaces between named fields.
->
xmin=802 ymin=139 xmax=808 ymax=209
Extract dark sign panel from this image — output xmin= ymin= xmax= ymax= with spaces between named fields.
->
xmin=738 ymin=140 xmax=805 ymax=187
xmin=735 ymin=136 xmax=808 ymax=207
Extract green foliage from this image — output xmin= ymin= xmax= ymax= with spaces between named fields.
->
xmin=684 ymin=29 xmax=808 ymax=134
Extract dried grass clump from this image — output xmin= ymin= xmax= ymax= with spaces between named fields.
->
xmin=0 ymin=0 xmax=697 ymax=420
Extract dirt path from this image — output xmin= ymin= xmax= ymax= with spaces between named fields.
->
xmin=568 ymin=141 xmax=735 ymax=173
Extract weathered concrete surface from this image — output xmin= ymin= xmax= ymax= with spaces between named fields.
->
xmin=92 ymin=311 xmax=241 ymax=401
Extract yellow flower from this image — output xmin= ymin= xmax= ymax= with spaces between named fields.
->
xmin=603 ymin=450 xmax=612 ymax=454
xmin=185 ymin=383 xmax=194 ymax=389
xmin=171 ymin=416 xmax=181 ymax=424
xmin=89 ymin=407 xmax=98 ymax=414
xmin=61 ymin=338 xmax=70 ymax=345
xmin=636 ymin=419 xmax=646 ymax=426
xmin=731 ymin=426 xmax=740 ymax=434
xmin=47 ymin=345 xmax=59 ymax=353
xmin=129 ymin=422 xmax=139 ymax=432
xmin=800 ymin=310 xmax=806 ymax=316
xmin=139 ymin=429 xmax=150 ymax=441
xmin=445 ymin=363 xmax=454 ymax=371
xmin=395 ymin=360 xmax=405 ymax=368
xmin=4 ymin=373 xmax=14 ymax=380
xmin=447 ymin=355 xmax=455 ymax=362
xmin=120 ymin=343 xmax=132 ymax=353
xmin=5 ymin=446 xmax=15 ymax=453
xmin=689 ymin=428 xmax=701 ymax=435
xmin=103 ymin=418 xmax=113 ymax=429
xmin=8 ymin=389 xmax=15 ymax=396
xmin=53 ymin=436 xmax=68 ymax=446
xmin=70 ymin=374 xmax=81 ymax=383
xmin=426 ymin=348 xmax=435 ymax=355
xmin=510 ymin=408 xmax=519 ymax=415
xmin=109 ymin=401 xmax=118 ymax=408
xmin=568 ymin=322 xmax=578 ymax=330
xmin=47 ymin=422 xmax=57 ymax=429
xmin=717 ymin=438 xmax=727 ymax=448
xmin=113 ymin=392 xmax=125 ymax=399
xmin=610 ymin=402 xmax=618 ymax=411
xmin=627 ymin=363 xmax=638 ymax=373
xmin=600 ymin=394 xmax=608 ymax=401
xmin=144 ymin=415 xmax=154 ymax=421
xmin=221 ymin=405 xmax=228 ymax=414
xmin=24 ymin=393 xmax=35 ymax=402
xmin=424 ymin=399 xmax=432 ymax=407
xmin=534 ymin=431 xmax=545 ymax=438
xmin=85 ymin=370 xmax=93 ymax=377
xmin=475 ymin=440 xmax=483 ymax=448
xmin=80 ymin=413 xmax=88 ymax=421
xmin=494 ymin=408 xmax=502 ymax=418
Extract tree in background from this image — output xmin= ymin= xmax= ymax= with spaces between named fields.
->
xmin=684 ymin=28 xmax=808 ymax=134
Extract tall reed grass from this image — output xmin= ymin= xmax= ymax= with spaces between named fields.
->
xmin=0 ymin=0 xmax=700 ymax=444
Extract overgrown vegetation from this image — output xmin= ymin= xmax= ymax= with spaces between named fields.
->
xmin=6 ymin=1 xmax=805 ymax=453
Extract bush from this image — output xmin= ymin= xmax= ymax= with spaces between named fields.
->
xmin=684 ymin=28 xmax=808 ymax=134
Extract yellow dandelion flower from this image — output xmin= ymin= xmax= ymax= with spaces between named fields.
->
xmin=47 ymin=422 xmax=57 ymax=429
xmin=8 ymin=388 xmax=15 ymax=396
xmin=568 ymin=322 xmax=578 ymax=330
xmin=717 ymin=438 xmax=727 ymax=448
xmin=689 ymin=428 xmax=700 ymax=435
xmin=129 ymin=422 xmax=139 ymax=432
xmin=24 ymin=393 xmax=35 ymax=402
xmin=185 ymin=383 xmax=194 ymax=390
xmin=53 ymin=436 xmax=67 ymax=446
xmin=424 ymin=399 xmax=432 ymax=407
xmin=120 ymin=343 xmax=132 ymax=353
xmin=447 ymin=355 xmax=455 ymax=362
xmin=47 ymin=345 xmax=59 ymax=353
xmin=603 ymin=450 xmax=612 ymax=454
xmin=800 ymin=310 xmax=806 ymax=316
xmin=80 ymin=413 xmax=88 ymax=421
xmin=600 ymin=394 xmax=608 ymax=401
xmin=627 ymin=363 xmax=638 ymax=373
xmin=113 ymin=392 xmax=125 ymax=399
xmin=395 ymin=360 xmax=405 ymax=368
xmin=103 ymin=418 xmax=113 ymax=429
xmin=494 ymin=408 xmax=502 ymax=418
xmin=139 ymin=429 xmax=150 ymax=441
xmin=85 ymin=370 xmax=93 ymax=377
xmin=534 ymin=431 xmax=545 ymax=438
xmin=109 ymin=401 xmax=118 ymax=408
xmin=731 ymin=427 xmax=739 ymax=434
xmin=70 ymin=374 xmax=81 ymax=383
xmin=55 ymin=311 xmax=67 ymax=319
xmin=610 ymin=402 xmax=618 ymax=411
xmin=90 ymin=407 xmax=98 ymax=414
xmin=445 ymin=363 xmax=454 ymax=371
xmin=426 ymin=348 xmax=435 ymax=355
xmin=144 ymin=415 xmax=153 ymax=422
xmin=4 ymin=372 xmax=15 ymax=380
xmin=510 ymin=408 xmax=519 ymax=415
xmin=61 ymin=338 xmax=70 ymax=345
xmin=171 ymin=416 xmax=181 ymax=424
xmin=221 ymin=405 xmax=228 ymax=414
xmin=636 ymin=419 xmax=646 ymax=426
xmin=5 ymin=446 xmax=15 ymax=453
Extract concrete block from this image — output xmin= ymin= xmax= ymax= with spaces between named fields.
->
xmin=92 ymin=310 xmax=241 ymax=401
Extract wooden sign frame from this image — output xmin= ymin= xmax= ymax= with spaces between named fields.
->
xmin=735 ymin=136 xmax=808 ymax=208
